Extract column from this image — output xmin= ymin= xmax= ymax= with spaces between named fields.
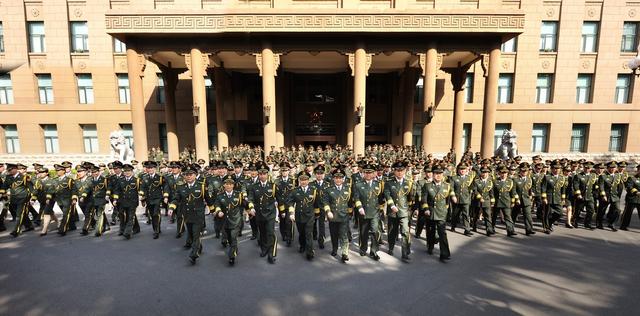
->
xmin=276 ymin=73 xmax=285 ymax=148
xmin=349 ymin=46 xmax=371 ymax=157
xmin=421 ymin=46 xmax=438 ymax=153
xmin=257 ymin=45 xmax=279 ymax=156
xmin=450 ymin=66 xmax=467 ymax=163
xmin=480 ymin=47 xmax=501 ymax=158
xmin=126 ymin=48 xmax=148 ymax=161
xmin=345 ymin=76 xmax=354 ymax=148
xmin=212 ymin=67 xmax=229 ymax=150
xmin=188 ymin=48 xmax=210 ymax=161
xmin=402 ymin=68 xmax=417 ymax=146
xmin=162 ymin=69 xmax=180 ymax=161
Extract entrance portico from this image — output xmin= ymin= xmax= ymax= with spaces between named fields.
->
xmin=107 ymin=11 xmax=523 ymax=161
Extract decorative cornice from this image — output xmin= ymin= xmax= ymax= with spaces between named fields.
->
xmin=254 ymin=53 xmax=282 ymax=77
xmin=346 ymin=53 xmax=373 ymax=76
xmin=105 ymin=12 xmax=525 ymax=34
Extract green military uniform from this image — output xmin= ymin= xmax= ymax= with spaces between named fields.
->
xmin=620 ymin=167 xmax=640 ymax=230
xmin=384 ymin=162 xmax=416 ymax=260
xmin=213 ymin=180 xmax=249 ymax=265
xmin=596 ymin=162 xmax=621 ymax=230
xmin=450 ymin=164 xmax=475 ymax=235
xmin=513 ymin=169 xmax=535 ymax=235
xmin=166 ymin=167 xmax=185 ymax=237
xmin=89 ymin=170 xmax=110 ymax=236
xmin=414 ymin=169 xmax=432 ymax=238
xmin=6 ymin=166 xmax=35 ymax=236
xmin=113 ymin=168 xmax=141 ymax=239
xmin=73 ymin=168 xmax=94 ymax=235
xmin=572 ymin=163 xmax=598 ymax=229
xmin=322 ymin=169 xmax=353 ymax=261
xmin=310 ymin=168 xmax=331 ymax=248
xmin=473 ymin=170 xmax=495 ymax=235
xmin=246 ymin=163 xmax=282 ymax=263
xmin=139 ymin=161 xmax=169 ymax=238
xmin=541 ymin=165 xmax=566 ymax=233
xmin=276 ymin=171 xmax=296 ymax=246
xmin=422 ymin=169 xmax=455 ymax=261
xmin=286 ymin=172 xmax=321 ymax=260
xmin=52 ymin=172 xmax=77 ymax=236
xmin=492 ymin=167 xmax=518 ymax=236
xmin=352 ymin=164 xmax=385 ymax=259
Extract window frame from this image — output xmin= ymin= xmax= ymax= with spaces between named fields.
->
xmin=3 ymin=124 xmax=20 ymax=154
xmin=28 ymin=21 xmax=46 ymax=53
xmin=621 ymin=22 xmax=639 ymax=53
xmin=570 ymin=124 xmax=589 ymax=153
xmin=609 ymin=124 xmax=628 ymax=153
xmin=70 ymin=21 xmax=89 ymax=53
xmin=76 ymin=73 xmax=94 ymax=104
xmin=42 ymin=124 xmax=59 ymax=154
xmin=536 ymin=74 xmax=553 ymax=104
xmin=117 ymin=74 xmax=130 ymax=104
xmin=540 ymin=21 xmax=559 ymax=52
xmin=36 ymin=74 xmax=54 ymax=104
xmin=0 ymin=74 xmax=13 ymax=104
xmin=497 ymin=73 xmax=514 ymax=104
xmin=615 ymin=74 xmax=632 ymax=104
xmin=531 ymin=123 xmax=550 ymax=153
xmin=576 ymin=74 xmax=593 ymax=104
xmin=581 ymin=21 xmax=600 ymax=53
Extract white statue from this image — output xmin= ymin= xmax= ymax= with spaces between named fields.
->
xmin=109 ymin=130 xmax=135 ymax=163
xmin=495 ymin=129 xmax=518 ymax=160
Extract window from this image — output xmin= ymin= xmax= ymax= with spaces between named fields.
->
xmin=570 ymin=124 xmax=589 ymax=152
xmin=42 ymin=124 xmax=59 ymax=153
xmin=37 ymin=74 xmax=54 ymax=104
xmin=82 ymin=124 xmax=99 ymax=153
xmin=113 ymin=37 xmax=126 ymax=53
xmin=536 ymin=74 xmax=553 ymax=104
xmin=498 ymin=74 xmax=513 ymax=104
xmin=609 ymin=124 xmax=628 ymax=152
xmin=412 ymin=124 xmax=422 ymax=148
xmin=70 ymin=21 xmax=88 ymax=53
xmin=3 ymin=125 xmax=19 ymax=154
xmin=414 ymin=78 xmax=424 ymax=105
xmin=621 ymin=22 xmax=639 ymax=52
xmin=208 ymin=123 xmax=217 ymax=149
xmin=464 ymin=73 xmax=474 ymax=103
xmin=531 ymin=124 xmax=549 ymax=153
xmin=28 ymin=22 xmax=45 ymax=53
xmin=117 ymin=74 xmax=130 ymax=104
xmin=494 ymin=123 xmax=511 ymax=151
xmin=158 ymin=123 xmax=167 ymax=153
xmin=462 ymin=123 xmax=472 ymax=151
xmin=119 ymin=124 xmax=133 ymax=149
xmin=76 ymin=74 xmax=94 ymax=104
xmin=615 ymin=74 xmax=632 ymax=104
xmin=576 ymin=74 xmax=593 ymax=104
xmin=501 ymin=37 xmax=517 ymax=53
xmin=581 ymin=22 xmax=599 ymax=53
xmin=0 ymin=74 xmax=13 ymax=104
xmin=540 ymin=21 xmax=558 ymax=52
xmin=0 ymin=22 xmax=4 ymax=53
xmin=157 ymin=74 xmax=165 ymax=104
xmin=205 ymin=76 xmax=214 ymax=104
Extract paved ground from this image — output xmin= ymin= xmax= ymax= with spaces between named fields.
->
xmin=1 ymin=206 xmax=640 ymax=316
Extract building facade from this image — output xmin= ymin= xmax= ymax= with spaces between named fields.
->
xmin=0 ymin=0 xmax=638 ymax=162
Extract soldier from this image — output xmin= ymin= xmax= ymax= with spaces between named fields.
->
xmin=246 ymin=161 xmax=281 ymax=264
xmin=596 ymin=162 xmax=621 ymax=231
xmin=513 ymin=163 xmax=535 ymax=235
xmin=541 ymin=163 xmax=567 ymax=234
xmin=384 ymin=161 xmax=417 ymax=261
xmin=286 ymin=171 xmax=321 ymax=261
xmin=414 ymin=165 xmax=433 ymax=238
xmin=473 ymin=167 xmax=495 ymax=236
xmin=493 ymin=165 xmax=518 ymax=237
xmin=450 ymin=162 xmax=475 ymax=236
xmin=34 ymin=167 xmax=57 ymax=236
xmin=166 ymin=161 xmax=183 ymax=228
xmin=4 ymin=164 xmax=35 ymax=237
xmin=206 ymin=161 xmax=224 ymax=239
xmin=74 ymin=164 xmax=94 ymax=235
xmin=323 ymin=167 xmax=353 ymax=262
xmin=532 ymin=161 xmax=546 ymax=221
xmin=352 ymin=163 xmax=384 ymax=260
xmin=620 ymin=164 xmax=640 ymax=230
xmin=243 ymin=163 xmax=260 ymax=240
xmin=89 ymin=165 xmax=110 ymax=237
xmin=276 ymin=162 xmax=296 ymax=247
xmin=52 ymin=164 xmax=76 ymax=236
xmin=108 ymin=161 xmax=124 ymax=226
xmin=212 ymin=176 xmax=250 ymax=266
xmin=112 ymin=164 xmax=141 ymax=239
xmin=140 ymin=161 xmax=169 ymax=239
xmin=311 ymin=165 xmax=330 ymax=249
xmin=422 ymin=165 xmax=456 ymax=262
xmin=572 ymin=161 xmax=597 ymax=229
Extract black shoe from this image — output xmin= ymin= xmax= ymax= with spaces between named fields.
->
xmin=331 ymin=251 xmax=337 ymax=257
xmin=268 ymin=256 xmax=276 ymax=264
xmin=10 ymin=231 xmax=18 ymax=237
xmin=401 ymin=254 xmax=410 ymax=261
xmin=184 ymin=244 xmax=191 ymax=249
xmin=124 ymin=234 xmax=131 ymax=240
xmin=81 ymin=230 xmax=88 ymax=235
xmin=463 ymin=230 xmax=473 ymax=237
xmin=153 ymin=233 xmax=159 ymax=239
xmin=318 ymin=243 xmax=324 ymax=249
xmin=238 ymin=232 xmax=243 ymax=237
xmin=507 ymin=232 xmax=517 ymax=237
xmin=544 ymin=229 xmax=550 ymax=234
xmin=189 ymin=256 xmax=197 ymax=265
xmin=370 ymin=252 xmax=380 ymax=261
xmin=146 ymin=220 xmax=151 ymax=225
xmin=215 ymin=233 xmax=220 ymax=239
xmin=94 ymin=233 xmax=101 ymax=237
xmin=427 ymin=248 xmax=433 ymax=255
xmin=222 ymin=241 xmax=228 ymax=248
xmin=40 ymin=232 xmax=47 ymax=236
xmin=359 ymin=251 xmax=367 ymax=257
xmin=260 ymin=250 xmax=268 ymax=257
xmin=118 ymin=232 xmax=123 ymax=236
xmin=450 ymin=227 xmax=455 ymax=232
xmin=286 ymin=240 xmax=292 ymax=247
xmin=439 ymin=256 xmax=450 ymax=262
xmin=608 ymin=225 xmax=618 ymax=232
xmin=565 ymin=223 xmax=574 ymax=229
xmin=379 ymin=240 xmax=385 ymax=245
xmin=387 ymin=249 xmax=393 ymax=256
xmin=175 ymin=233 xmax=182 ymax=239
xmin=250 ymin=235 xmax=257 ymax=240
xmin=69 ymin=226 xmax=77 ymax=231
xmin=306 ymin=254 xmax=314 ymax=261
xmin=620 ymin=227 xmax=629 ymax=231
xmin=597 ymin=225 xmax=603 ymax=229
xmin=341 ymin=255 xmax=349 ymax=262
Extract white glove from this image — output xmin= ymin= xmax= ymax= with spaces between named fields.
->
xmin=359 ymin=208 xmax=365 ymax=216
xmin=289 ymin=214 xmax=296 ymax=222
xmin=327 ymin=211 xmax=334 ymax=220
xmin=391 ymin=206 xmax=399 ymax=213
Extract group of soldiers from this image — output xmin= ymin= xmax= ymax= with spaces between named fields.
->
xmin=1 ymin=144 xmax=639 ymax=265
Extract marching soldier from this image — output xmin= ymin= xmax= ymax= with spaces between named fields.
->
xmin=34 ymin=167 xmax=57 ymax=236
xmin=166 ymin=161 xmax=184 ymax=236
xmin=572 ymin=161 xmax=597 ymax=229
xmin=112 ymin=164 xmax=141 ymax=239
xmin=286 ymin=171 xmax=321 ymax=261
xmin=212 ymin=176 xmax=250 ymax=266
xmin=492 ymin=166 xmax=518 ymax=237
xmin=513 ymin=163 xmax=535 ymax=235
xmin=322 ymin=167 xmax=353 ymax=262
xmin=53 ymin=164 xmax=77 ymax=236
xmin=140 ymin=161 xmax=169 ymax=239
xmin=620 ymin=164 xmax=640 ymax=230
xmin=311 ymin=165 xmax=330 ymax=249
xmin=384 ymin=161 xmax=416 ymax=260
xmin=169 ymin=166 xmax=216 ymax=265
xmin=108 ymin=161 xmax=124 ymax=225
xmin=414 ymin=165 xmax=433 ymax=238
xmin=541 ymin=163 xmax=566 ymax=234
xmin=74 ymin=164 xmax=94 ymax=235
xmin=532 ymin=162 xmax=546 ymax=221
xmin=206 ymin=161 xmax=224 ymax=239
xmin=246 ymin=161 xmax=281 ymax=264
xmin=276 ymin=162 xmax=296 ymax=247
xmin=422 ymin=165 xmax=455 ymax=262
xmin=450 ymin=162 xmax=475 ymax=236
xmin=5 ymin=163 xmax=35 ymax=237
xmin=596 ymin=162 xmax=621 ymax=231
xmin=89 ymin=165 xmax=110 ymax=237
xmin=352 ymin=163 xmax=384 ymax=260
xmin=473 ymin=167 xmax=495 ymax=236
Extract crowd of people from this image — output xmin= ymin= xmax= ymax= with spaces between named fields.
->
xmin=1 ymin=144 xmax=639 ymax=265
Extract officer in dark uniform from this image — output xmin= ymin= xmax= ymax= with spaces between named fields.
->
xmin=422 ymin=165 xmax=455 ymax=262
xmin=74 ymin=164 xmax=94 ymax=235
xmin=206 ymin=161 xmax=224 ymax=239
xmin=89 ymin=164 xmax=110 ymax=236
xmin=352 ymin=163 xmax=384 ymax=260
xmin=572 ymin=161 xmax=597 ymax=229
xmin=5 ymin=163 xmax=35 ymax=237
xmin=384 ymin=161 xmax=416 ymax=260
xmin=473 ymin=167 xmax=495 ymax=236
xmin=450 ymin=162 xmax=474 ymax=236
xmin=52 ymin=164 xmax=76 ymax=236
xmin=597 ymin=162 xmax=621 ymax=231
xmin=276 ymin=162 xmax=296 ymax=246
xmin=620 ymin=164 xmax=640 ymax=230
xmin=107 ymin=161 xmax=124 ymax=225
xmin=541 ymin=162 xmax=566 ymax=234
xmin=286 ymin=171 xmax=321 ymax=261
xmin=140 ymin=161 xmax=169 ymax=239
xmin=246 ymin=161 xmax=282 ymax=264
xmin=323 ymin=167 xmax=353 ymax=262
xmin=213 ymin=176 xmax=250 ymax=266
xmin=165 ymin=161 xmax=184 ymax=235
xmin=311 ymin=165 xmax=330 ymax=249
xmin=493 ymin=165 xmax=518 ymax=237
xmin=34 ymin=167 xmax=56 ymax=236
xmin=112 ymin=164 xmax=141 ymax=239
xmin=513 ymin=163 xmax=535 ymax=235
xmin=414 ymin=165 xmax=433 ymax=238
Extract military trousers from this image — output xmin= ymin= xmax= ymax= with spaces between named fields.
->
xmin=427 ymin=219 xmax=450 ymax=259
xmin=329 ymin=220 xmax=350 ymax=257
xmin=93 ymin=204 xmax=109 ymax=236
xmin=358 ymin=216 xmax=380 ymax=254
xmin=146 ymin=202 xmax=162 ymax=234
xmin=186 ymin=222 xmax=204 ymax=259
xmin=480 ymin=206 xmax=495 ymax=234
xmin=119 ymin=205 xmax=140 ymax=237
xmin=451 ymin=203 xmax=471 ymax=231
xmin=280 ymin=214 xmax=294 ymax=244
xmin=296 ymin=217 xmax=315 ymax=257
xmin=620 ymin=202 xmax=640 ymax=229
xmin=492 ymin=207 xmax=515 ymax=234
xmin=387 ymin=216 xmax=411 ymax=256
xmin=597 ymin=200 xmax=620 ymax=226
xmin=574 ymin=199 xmax=595 ymax=227
xmin=257 ymin=216 xmax=277 ymax=259
xmin=57 ymin=201 xmax=74 ymax=234
xmin=11 ymin=199 xmax=33 ymax=235
xmin=513 ymin=204 xmax=534 ymax=233
xmin=415 ymin=210 xmax=428 ymax=238
xmin=224 ymin=224 xmax=241 ymax=259
xmin=544 ymin=203 xmax=563 ymax=230
xmin=313 ymin=209 xmax=326 ymax=246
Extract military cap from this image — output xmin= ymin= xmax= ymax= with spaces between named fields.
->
xmin=99 ymin=163 xmax=106 ymax=168
xmin=332 ymin=168 xmax=346 ymax=178
xmin=480 ymin=167 xmax=491 ymax=173
xmin=61 ymin=161 xmax=72 ymax=168
xmin=256 ymin=161 xmax=269 ymax=173
xmin=515 ymin=156 xmax=523 ymax=161
xmin=509 ymin=165 xmax=518 ymax=171
xmin=75 ymin=165 xmax=87 ymax=172
xmin=197 ymin=159 xmax=206 ymax=165
xmin=305 ymin=160 xmax=315 ymax=167
xmin=191 ymin=163 xmax=202 ymax=171
xmin=247 ymin=162 xmax=257 ymax=171
xmin=619 ymin=161 xmax=627 ymax=167
xmin=131 ymin=160 xmax=139 ymax=166
xmin=313 ymin=165 xmax=325 ymax=174
xmin=595 ymin=163 xmax=605 ymax=169
xmin=90 ymin=165 xmax=101 ymax=172
xmin=112 ymin=161 xmax=124 ymax=169
xmin=122 ymin=164 xmax=134 ymax=171
xmin=457 ymin=163 xmax=468 ymax=170
xmin=6 ymin=163 xmax=17 ymax=170
xmin=143 ymin=161 xmax=158 ymax=168
xmin=37 ymin=167 xmax=49 ymax=174
xmin=432 ymin=165 xmax=444 ymax=174
xmin=562 ymin=166 xmax=572 ymax=172
xmin=107 ymin=162 xmax=114 ymax=169
xmin=481 ymin=158 xmax=491 ymax=164
xmin=411 ymin=168 xmax=421 ymax=175
xmin=297 ymin=171 xmax=311 ymax=180
xmin=53 ymin=164 xmax=65 ymax=171
xmin=532 ymin=155 xmax=542 ymax=160
xmin=497 ymin=166 xmax=509 ymax=173
xmin=233 ymin=160 xmax=243 ymax=168
xmin=607 ymin=161 xmax=618 ymax=168
xmin=279 ymin=161 xmax=290 ymax=170
xmin=584 ymin=161 xmax=594 ymax=168
xmin=169 ymin=161 xmax=181 ymax=168
xmin=423 ymin=165 xmax=433 ymax=173
xmin=551 ymin=162 xmax=562 ymax=169
xmin=17 ymin=163 xmax=28 ymax=169
xmin=392 ymin=161 xmax=406 ymax=170
xmin=32 ymin=163 xmax=44 ymax=169
xmin=362 ymin=163 xmax=375 ymax=173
